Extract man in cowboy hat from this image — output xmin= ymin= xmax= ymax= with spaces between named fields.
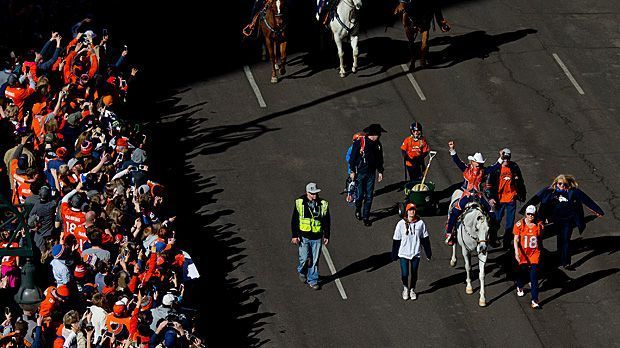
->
xmin=348 ymin=124 xmax=386 ymax=226
xmin=444 ymin=140 xmax=503 ymax=245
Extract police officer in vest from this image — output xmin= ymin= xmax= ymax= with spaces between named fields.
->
xmin=486 ymin=148 xmax=526 ymax=249
xmin=291 ymin=182 xmax=330 ymax=290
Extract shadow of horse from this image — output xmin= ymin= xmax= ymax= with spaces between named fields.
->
xmin=424 ymin=29 xmax=538 ymax=70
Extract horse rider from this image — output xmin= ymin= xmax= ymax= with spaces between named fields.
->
xmin=393 ymin=0 xmax=451 ymax=33
xmin=400 ymin=121 xmax=430 ymax=182
xmin=444 ymin=141 xmax=502 ymax=245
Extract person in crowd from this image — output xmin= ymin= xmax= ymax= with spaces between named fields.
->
xmin=522 ymin=174 xmax=604 ymax=270
xmin=392 ymin=203 xmax=431 ymax=301
xmin=348 ymin=123 xmax=386 ymax=226
xmin=486 ymin=148 xmax=526 ymax=248
xmin=291 ymin=182 xmax=330 ymax=290
xmin=400 ymin=121 xmax=430 ymax=182
xmin=513 ymin=205 xmax=543 ymax=309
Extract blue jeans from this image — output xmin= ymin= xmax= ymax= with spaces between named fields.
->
xmin=516 ymin=264 xmax=539 ymax=302
xmin=400 ymin=257 xmax=420 ymax=289
xmin=355 ymin=171 xmax=376 ymax=220
xmin=556 ymin=222 xmax=573 ymax=267
xmin=297 ymin=237 xmax=322 ymax=286
xmin=495 ymin=201 xmax=516 ymax=243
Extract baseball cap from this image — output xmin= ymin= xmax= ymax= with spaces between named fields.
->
xmin=405 ymin=203 xmax=416 ymax=211
xmin=502 ymin=148 xmax=511 ymax=156
xmin=525 ymin=205 xmax=536 ymax=214
xmin=306 ymin=182 xmax=321 ymax=194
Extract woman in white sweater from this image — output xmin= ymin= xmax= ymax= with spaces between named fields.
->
xmin=392 ymin=203 xmax=432 ymax=300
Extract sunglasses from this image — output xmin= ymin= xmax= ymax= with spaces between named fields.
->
xmin=526 ymin=213 xmax=535 ymax=216
xmin=557 ymin=182 xmax=567 ymax=187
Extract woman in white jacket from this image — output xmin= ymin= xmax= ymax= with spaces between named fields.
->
xmin=392 ymin=203 xmax=432 ymax=300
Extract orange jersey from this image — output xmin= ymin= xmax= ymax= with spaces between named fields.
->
xmin=0 ymin=242 xmax=19 ymax=266
xmin=39 ymin=286 xmax=59 ymax=318
xmin=498 ymin=165 xmax=518 ymax=203
xmin=400 ymin=136 xmax=430 ymax=166
xmin=4 ymin=86 xmax=35 ymax=120
xmin=513 ymin=219 xmax=543 ymax=265
xmin=60 ymin=202 xmax=88 ymax=251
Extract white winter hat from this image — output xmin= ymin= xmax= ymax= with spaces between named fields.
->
xmin=467 ymin=152 xmax=486 ymax=164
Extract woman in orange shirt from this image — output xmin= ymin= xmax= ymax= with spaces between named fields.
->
xmin=513 ymin=205 xmax=543 ymax=309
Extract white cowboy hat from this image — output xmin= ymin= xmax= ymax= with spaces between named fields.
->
xmin=467 ymin=153 xmax=486 ymax=164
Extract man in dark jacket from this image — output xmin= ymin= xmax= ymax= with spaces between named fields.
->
xmin=486 ymin=148 xmax=526 ymax=248
xmin=348 ymin=123 xmax=386 ymax=227
xmin=291 ymin=182 xmax=330 ymax=290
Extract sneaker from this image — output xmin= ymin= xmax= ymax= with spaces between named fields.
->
xmin=409 ymin=289 xmax=417 ymax=300
xmin=531 ymin=300 xmax=541 ymax=309
xmin=363 ymin=219 xmax=372 ymax=227
xmin=402 ymin=287 xmax=409 ymax=300
xmin=309 ymin=283 xmax=320 ymax=290
xmin=355 ymin=211 xmax=362 ymax=220
xmin=298 ymin=273 xmax=307 ymax=284
xmin=516 ymin=288 xmax=525 ymax=297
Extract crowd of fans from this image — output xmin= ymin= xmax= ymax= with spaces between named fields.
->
xmin=0 ymin=19 xmax=204 ymax=348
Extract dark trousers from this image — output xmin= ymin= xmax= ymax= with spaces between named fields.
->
xmin=400 ymin=257 xmax=421 ymax=289
xmin=406 ymin=164 xmax=423 ymax=182
xmin=355 ymin=171 xmax=376 ymax=220
xmin=516 ymin=264 xmax=539 ymax=302
xmin=495 ymin=201 xmax=517 ymax=245
xmin=555 ymin=222 xmax=573 ymax=267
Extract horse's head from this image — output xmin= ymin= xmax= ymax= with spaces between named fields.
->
xmin=463 ymin=208 xmax=490 ymax=254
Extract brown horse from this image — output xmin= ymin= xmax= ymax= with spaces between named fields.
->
xmin=395 ymin=0 xmax=450 ymax=70
xmin=258 ymin=0 xmax=288 ymax=83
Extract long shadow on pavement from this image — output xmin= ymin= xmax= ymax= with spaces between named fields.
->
xmin=321 ymin=252 xmax=394 ymax=285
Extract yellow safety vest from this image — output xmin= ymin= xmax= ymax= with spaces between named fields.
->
xmin=296 ymin=198 xmax=328 ymax=233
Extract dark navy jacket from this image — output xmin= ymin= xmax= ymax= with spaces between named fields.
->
xmin=521 ymin=187 xmax=604 ymax=233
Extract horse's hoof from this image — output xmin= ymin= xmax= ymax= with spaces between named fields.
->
xmin=279 ymin=67 xmax=286 ymax=75
xmin=352 ymin=67 xmax=357 ymax=74
xmin=339 ymin=72 xmax=346 ymax=78
xmin=449 ymin=260 xmax=456 ymax=267
xmin=274 ymin=63 xmax=279 ymax=70
xmin=466 ymin=287 xmax=473 ymax=295
xmin=270 ymin=76 xmax=278 ymax=84
xmin=479 ymin=299 xmax=487 ymax=307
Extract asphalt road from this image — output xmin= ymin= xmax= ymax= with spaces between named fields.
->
xmin=152 ymin=0 xmax=620 ymax=346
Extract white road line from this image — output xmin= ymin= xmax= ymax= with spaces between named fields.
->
xmin=551 ymin=53 xmax=585 ymax=95
xmin=243 ymin=65 xmax=267 ymax=108
xmin=400 ymin=64 xmax=427 ymax=101
xmin=322 ymin=245 xmax=348 ymax=300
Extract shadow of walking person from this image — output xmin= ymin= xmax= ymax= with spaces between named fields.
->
xmin=321 ymin=252 xmax=393 ymax=285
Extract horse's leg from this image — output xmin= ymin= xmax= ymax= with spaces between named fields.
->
xmin=419 ymin=30 xmax=429 ymax=66
xmin=265 ymin=37 xmax=278 ymax=83
xmin=279 ymin=40 xmax=287 ymax=75
xmin=350 ymin=35 xmax=359 ymax=74
xmin=402 ymin=14 xmax=416 ymax=69
xmin=478 ymin=253 xmax=487 ymax=307
xmin=334 ymin=33 xmax=346 ymax=77
xmin=450 ymin=243 xmax=457 ymax=267
xmin=462 ymin=246 xmax=473 ymax=294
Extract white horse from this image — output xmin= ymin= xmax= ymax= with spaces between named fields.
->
xmin=324 ymin=0 xmax=363 ymax=77
xmin=448 ymin=190 xmax=490 ymax=307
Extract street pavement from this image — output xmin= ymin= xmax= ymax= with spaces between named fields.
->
xmin=152 ymin=0 xmax=620 ymax=346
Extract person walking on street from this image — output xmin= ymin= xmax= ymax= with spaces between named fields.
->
xmin=521 ymin=174 xmax=604 ymax=270
xmin=400 ymin=121 xmax=430 ymax=182
xmin=348 ymin=123 xmax=386 ymax=227
xmin=291 ymin=182 xmax=330 ymax=290
xmin=514 ymin=205 xmax=544 ymax=309
xmin=444 ymin=140 xmax=502 ymax=245
xmin=392 ymin=203 xmax=432 ymax=300
xmin=486 ymin=148 xmax=526 ymax=248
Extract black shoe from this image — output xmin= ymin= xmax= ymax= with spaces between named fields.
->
xmin=355 ymin=211 xmax=362 ymax=220
xmin=363 ymin=219 xmax=372 ymax=227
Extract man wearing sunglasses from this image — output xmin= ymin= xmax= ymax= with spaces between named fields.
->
xmin=521 ymin=174 xmax=604 ymax=270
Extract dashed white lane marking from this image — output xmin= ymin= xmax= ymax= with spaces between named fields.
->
xmin=400 ymin=64 xmax=427 ymax=101
xmin=243 ymin=65 xmax=267 ymax=108
xmin=322 ymin=245 xmax=348 ymax=300
xmin=551 ymin=53 xmax=585 ymax=95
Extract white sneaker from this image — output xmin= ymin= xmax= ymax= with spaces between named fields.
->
xmin=516 ymin=288 xmax=525 ymax=297
xmin=402 ymin=287 xmax=409 ymax=300
xmin=531 ymin=300 xmax=541 ymax=309
xmin=409 ymin=289 xmax=417 ymax=300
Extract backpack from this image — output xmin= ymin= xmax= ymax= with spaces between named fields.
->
xmin=345 ymin=132 xmax=366 ymax=172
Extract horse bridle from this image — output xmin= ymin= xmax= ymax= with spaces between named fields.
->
xmin=260 ymin=0 xmax=287 ymax=38
xmin=459 ymin=205 xmax=489 ymax=245
xmin=334 ymin=0 xmax=360 ymax=34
